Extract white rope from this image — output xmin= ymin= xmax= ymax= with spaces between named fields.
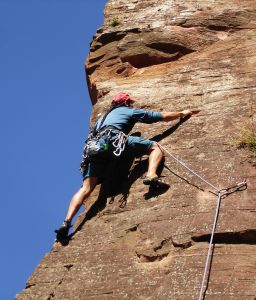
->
xmin=198 ymin=191 xmax=222 ymax=300
xmin=157 ymin=144 xmax=219 ymax=191
xmin=157 ymin=144 xmax=245 ymax=300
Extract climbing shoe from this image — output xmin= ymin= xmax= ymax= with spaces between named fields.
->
xmin=143 ymin=176 xmax=170 ymax=188
xmin=55 ymin=220 xmax=72 ymax=241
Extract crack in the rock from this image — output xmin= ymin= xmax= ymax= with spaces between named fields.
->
xmin=25 ymin=283 xmax=36 ymax=289
xmin=47 ymin=292 xmax=55 ymax=300
xmin=120 ymin=49 xmax=193 ymax=68
xmin=147 ymin=42 xmax=194 ymax=56
xmin=124 ymin=224 xmax=149 ymax=238
xmin=88 ymin=53 xmax=106 ymax=64
xmin=179 ymin=22 xmax=248 ymax=31
xmin=136 ymin=251 xmax=169 ymax=263
xmin=153 ymin=237 xmax=175 ymax=251
xmin=64 ymin=264 xmax=74 ymax=270
xmin=136 ymin=236 xmax=193 ymax=263
xmin=192 ymin=229 xmax=256 ymax=244
xmin=125 ymin=225 xmax=138 ymax=233
xmin=136 ymin=229 xmax=256 ymax=264
xmin=94 ymin=28 xmax=141 ymax=46
xmin=172 ymin=239 xmax=193 ymax=249
xmin=102 ymin=291 xmax=114 ymax=295
xmin=84 ymin=291 xmax=114 ymax=297
xmin=207 ymin=25 xmax=233 ymax=31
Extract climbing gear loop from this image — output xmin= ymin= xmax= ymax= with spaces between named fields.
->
xmin=80 ymin=127 xmax=128 ymax=173
xmin=112 ymin=130 xmax=127 ymax=156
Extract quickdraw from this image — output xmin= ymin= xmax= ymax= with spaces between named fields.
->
xmin=112 ymin=130 xmax=127 ymax=156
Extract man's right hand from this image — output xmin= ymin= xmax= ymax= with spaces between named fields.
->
xmin=162 ymin=109 xmax=200 ymax=122
xmin=181 ymin=110 xmax=192 ymax=117
xmin=181 ymin=109 xmax=200 ymax=117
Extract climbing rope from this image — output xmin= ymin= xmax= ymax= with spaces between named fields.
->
xmin=198 ymin=190 xmax=222 ymax=300
xmin=157 ymin=143 xmax=247 ymax=300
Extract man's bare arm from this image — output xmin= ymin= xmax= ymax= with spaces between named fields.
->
xmin=161 ymin=110 xmax=200 ymax=122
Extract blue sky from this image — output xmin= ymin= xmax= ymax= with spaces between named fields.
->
xmin=0 ymin=0 xmax=107 ymax=298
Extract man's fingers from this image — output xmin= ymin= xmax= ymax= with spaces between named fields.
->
xmin=181 ymin=109 xmax=200 ymax=118
xmin=182 ymin=109 xmax=191 ymax=116
xmin=191 ymin=109 xmax=200 ymax=115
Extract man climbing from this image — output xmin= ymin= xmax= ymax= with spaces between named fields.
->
xmin=55 ymin=92 xmax=199 ymax=241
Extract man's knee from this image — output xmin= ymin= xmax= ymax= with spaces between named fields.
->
xmin=151 ymin=142 xmax=159 ymax=150
xmin=149 ymin=143 xmax=164 ymax=155
xmin=79 ymin=185 xmax=92 ymax=199
xmin=80 ymin=177 xmax=98 ymax=199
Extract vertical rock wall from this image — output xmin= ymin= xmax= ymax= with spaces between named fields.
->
xmin=17 ymin=0 xmax=256 ymax=299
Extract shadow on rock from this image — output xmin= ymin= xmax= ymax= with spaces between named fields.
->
xmin=144 ymin=183 xmax=170 ymax=200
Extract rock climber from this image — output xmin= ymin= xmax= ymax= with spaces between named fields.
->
xmin=55 ymin=92 xmax=199 ymax=240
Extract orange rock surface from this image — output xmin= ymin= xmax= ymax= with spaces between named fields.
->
xmin=17 ymin=1 xmax=256 ymax=299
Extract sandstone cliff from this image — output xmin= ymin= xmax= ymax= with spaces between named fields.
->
xmin=17 ymin=0 xmax=256 ymax=299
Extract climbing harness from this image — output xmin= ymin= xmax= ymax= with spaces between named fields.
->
xmin=80 ymin=127 xmax=128 ymax=169
xmin=157 ymin=143 xmax=247 ymax=300
xmin=80 ymin=128 xmax=111 ymax=170
xmin=80 ymin=106 xmax=128 ymax=172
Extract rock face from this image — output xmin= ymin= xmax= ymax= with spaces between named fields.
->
xmin=17 ymin=1 xmax=256 ymax=299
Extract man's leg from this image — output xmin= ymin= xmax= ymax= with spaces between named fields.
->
xmin=56 ymin=176 xmax=98 ymax=240
xmin=65 ymin=176 xmax=98 ymax=222
xmin=146 ymin=143 xmax=164 ymax=179
xmin=124 ymin=136 xmax=167 ymax=186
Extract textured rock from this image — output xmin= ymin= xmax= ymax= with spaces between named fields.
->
xmin=17 ymin=0 xmax=256 ymax=299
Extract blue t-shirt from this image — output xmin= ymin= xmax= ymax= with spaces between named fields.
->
xmin=95 ymin=106 xmax=163 ymax=134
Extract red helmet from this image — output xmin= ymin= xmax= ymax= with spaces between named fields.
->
xmin=112 ymin=92 xmax=136 ymax=104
